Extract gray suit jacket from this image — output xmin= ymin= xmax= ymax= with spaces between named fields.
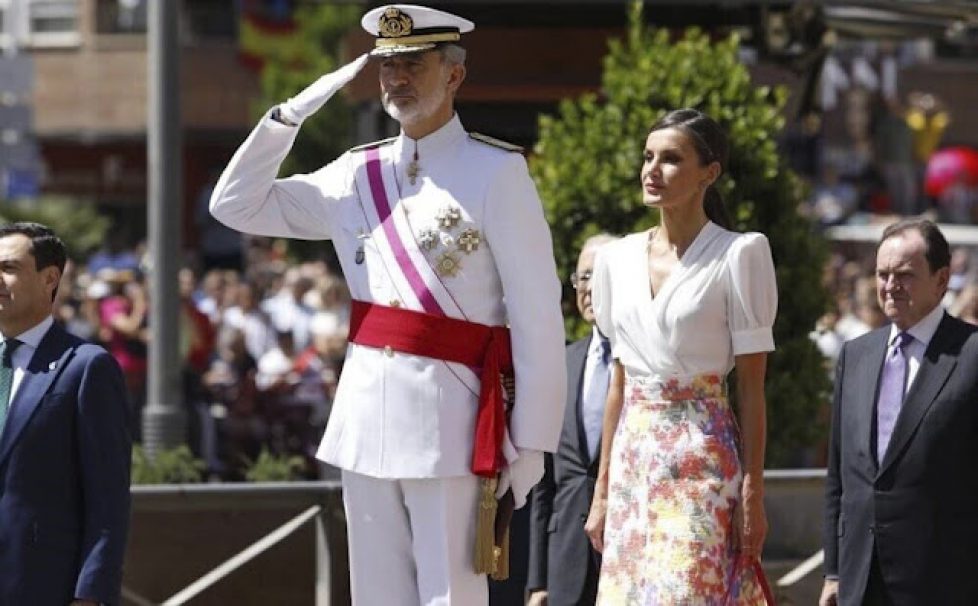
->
xmin=824 ymin=312 xmax=978 ymax=605
xmin=528 ymin=336 xmax=601 ymax=605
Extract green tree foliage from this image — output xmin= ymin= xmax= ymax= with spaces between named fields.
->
xmin=252 ymin=4 xmax=360 ymax=262
xmin=131 ymin=445 xmax=205 ymax=484
xmin=531 ymin=4 xmax=830 ymax=466
xmin=0 ymin=196 xmax=110 ymax=261
xmin=243 ymin=448 xmax=306 ymax=482
xmin=255 ymin=4 xmax=361 ymax=176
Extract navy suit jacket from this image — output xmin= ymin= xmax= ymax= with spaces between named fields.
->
xmin=0 ymin=322 xmax=132 ymax=605
xmin=824 ymin=313 xmax=978 ymax=605
xmin=528 ymin=336 xmax=601 ymax=605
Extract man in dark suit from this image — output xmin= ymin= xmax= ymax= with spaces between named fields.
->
xmin=0 ymin=223 xmax=132 ymax=605
xmin=822 ymin=218 xmax=978 ymax=606
xmin=528 ymin=234 xmax=616 ymax=606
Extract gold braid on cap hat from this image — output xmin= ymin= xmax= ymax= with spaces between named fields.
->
xmin=379 ymin=7 xmax=413 ymax=38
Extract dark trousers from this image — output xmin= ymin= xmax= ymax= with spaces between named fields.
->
xmin=578 ymin=548 xmax=600 ymax=606
xmin=863 ymin=550 xmax=893 ymax=606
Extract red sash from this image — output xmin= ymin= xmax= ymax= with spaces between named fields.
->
xmin=348 ymin=299 xmax=513 ymax=477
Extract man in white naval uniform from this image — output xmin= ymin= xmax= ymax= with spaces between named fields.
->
xmin=209 ymin=5 xmax=566 ymax=605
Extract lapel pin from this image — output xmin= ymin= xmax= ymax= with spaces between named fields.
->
xmin=48 ymin=361 xmax=57 ymax=371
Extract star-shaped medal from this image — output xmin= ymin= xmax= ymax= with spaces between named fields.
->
xmin=435 ymin=251 xmax=462 ymax=277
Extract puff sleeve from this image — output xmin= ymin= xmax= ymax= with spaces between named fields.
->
xmin=726 ymin=232 xmax=778 ymax=355
xmin=591 ymin=244 xmax=617 ymax=353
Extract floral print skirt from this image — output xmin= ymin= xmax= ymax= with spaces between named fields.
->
xmin=596 ymin=373 xmax=768 ymax=605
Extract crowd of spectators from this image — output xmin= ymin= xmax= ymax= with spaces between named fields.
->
xmin=811 ymin=244 xmax=978 ymax=369
xmin=802 ymin=88 xmax=978 ymax=228
xmin=53 ymin=237 xmax=352 ymax=480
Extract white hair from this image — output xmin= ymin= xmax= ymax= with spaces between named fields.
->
xmin=439 ymin=43 xmax=466 ymax=66
xmin=581 ymin=233 xmax=618 ymax=255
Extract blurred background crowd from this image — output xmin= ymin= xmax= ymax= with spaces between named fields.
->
xmin=55 ymin=234 xmax=352 ymax=480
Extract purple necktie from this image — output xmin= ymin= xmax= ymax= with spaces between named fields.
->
xmin=582 ymin=338 xmax=610 ymax=461
xmin=877 ymin=331 xmax=912 ymax=463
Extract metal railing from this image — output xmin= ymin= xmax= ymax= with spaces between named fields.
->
xmin=125 ymin=481 xmax=345 ymax=606
xmin=122 ymin=470 xmax=828 ymax=605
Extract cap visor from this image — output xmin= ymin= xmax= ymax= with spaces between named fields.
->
xmin=370 ymin=42 xmax=438 ymax=57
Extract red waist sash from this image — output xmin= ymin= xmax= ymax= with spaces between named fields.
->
xmin=348 ymin=299 xmax=513 ymax=477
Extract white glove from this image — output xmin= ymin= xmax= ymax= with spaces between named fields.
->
xmin=278 ymin=53 xmax=369 ymax=125
xmin=495 ymin=449 xmax=544 ymax=509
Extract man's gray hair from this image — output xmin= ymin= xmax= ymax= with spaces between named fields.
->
xmin=439 ymin=43 xmax=466 ymax=66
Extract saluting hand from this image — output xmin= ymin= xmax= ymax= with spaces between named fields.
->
xmin=278 ymin=53 xmax=370 ymax=125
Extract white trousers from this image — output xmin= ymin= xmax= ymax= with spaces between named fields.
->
xmin=341 ymin=470 xmax=487 ymax=606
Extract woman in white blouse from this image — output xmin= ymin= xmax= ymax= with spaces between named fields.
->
xmin=584 ymin=109 xmax=778 ymax=604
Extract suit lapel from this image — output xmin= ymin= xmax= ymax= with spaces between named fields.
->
xmin=878 ymin=314 xmax=958 ymax=475
xmin=568 ymin=337 xmax=592 ymax=464
xmin=855 ymin=329 xmax=889 ymax=470
xmin=0 ymin=324 xmax=74 ymax=467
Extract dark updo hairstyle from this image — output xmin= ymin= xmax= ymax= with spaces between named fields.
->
xmin=649 ymin=108 xmax=732 ymax=229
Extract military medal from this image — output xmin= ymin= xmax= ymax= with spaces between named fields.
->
xmin=356 ymin=230 xmax=369 ymax=264
xmin=418 ymin=227 xmax=439 ymax=251
xmin=407 ymin=154 xmax=421 ymax=185
xmin=458 ymin=228 xmax=481 ymax=253
xmin=435 ymin=251 xmax=461 ymax=277
xmin=407 ymin=142 xmax=421 ymax=185
xmin=435 ymin=205 xmax=461 ymax=229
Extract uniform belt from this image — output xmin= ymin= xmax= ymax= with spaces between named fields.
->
xmin=348 ymin=299 xmax=513 ymax=477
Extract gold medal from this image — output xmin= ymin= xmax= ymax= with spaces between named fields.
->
xmin=436 ymin=205 xmax=461 ymax=229
xmin=458 ymin=228 xmax=481 ymax=253
xmin=435 ymin=251 xmax=461 ymax=277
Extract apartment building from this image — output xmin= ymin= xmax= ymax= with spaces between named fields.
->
xmin=1 ymin=0 xmax=262 ymax=245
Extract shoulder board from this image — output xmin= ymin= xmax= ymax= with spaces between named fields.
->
xmin=469 ymin=133 xmax=524 ymax=154
xmin=349 ymin=137 xmax=397 ymax=154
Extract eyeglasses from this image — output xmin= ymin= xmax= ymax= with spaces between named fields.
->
xmin=570 ymin=270 xmax=593 ymax=290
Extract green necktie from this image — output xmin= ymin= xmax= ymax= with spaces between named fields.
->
xmin=0 ymin=338 xmax=23 ymax=437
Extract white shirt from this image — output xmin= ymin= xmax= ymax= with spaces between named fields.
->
xmin=887 ymin=302 xmax=945 ymax=396
xmin=3 ymin=315 xmax=54 ymax=403
xmin=592 ymin=222 xmax=778 ymax=382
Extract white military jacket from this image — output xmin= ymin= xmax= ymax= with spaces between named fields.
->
xmin=210 ymin=111 xmax=566 ymax=479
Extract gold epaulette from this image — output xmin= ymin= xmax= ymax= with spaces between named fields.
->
xmin=349 ymin=137 xmax=397 ymax=153
xmin=469 ymin=133 xmax=524 ymax=154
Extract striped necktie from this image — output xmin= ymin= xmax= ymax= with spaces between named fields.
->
xmin=0 ymin=338 xmax=23 ymax=437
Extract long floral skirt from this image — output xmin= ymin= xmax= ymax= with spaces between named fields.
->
xmin=596 ymin=373 xmax=768 ymax=605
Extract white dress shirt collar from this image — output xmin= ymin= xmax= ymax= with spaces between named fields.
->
xmin=394 ymin=113 xmax=466 ymax=162
xmin=589 ymin=326 xmax=607 ymax=355
xmin=3 ymin=315 xmax=54 ymax=352
xmin=887 ymin=303 xmax=944 ymax=349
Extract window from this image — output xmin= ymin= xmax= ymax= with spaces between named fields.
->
xmin=0 ymin=0 xmax=79 ymax=48
xmin=28 ymin=0 xmax=79 ymax=45
xmin=95 ymin=0 xmax=147 ymax=35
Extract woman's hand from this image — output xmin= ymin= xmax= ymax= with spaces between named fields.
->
xmin=584 ymin=489 xmax=609 ymax=553
xmin=735 ymin=483 xmax=768 ymax=561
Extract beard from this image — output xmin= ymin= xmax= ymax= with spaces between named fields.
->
xmin=382 ymin=83 xmax=448 ymax=130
